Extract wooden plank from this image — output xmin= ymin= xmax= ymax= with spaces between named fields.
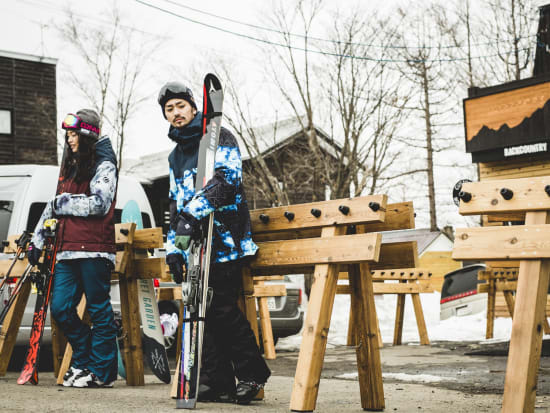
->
xmin=362 ymin=201 xmax=415 ymax=233
xmin=337 ymin=283 xmax=433 ymax=295
xmin=133 ymin=228 xmax=163 ymax=249
xmin=251 ymin=202 xmax=414 ymax=243
xmin=480 ymin=159 xmax=550 ymax=181
xmin=0 ymin=281 xmax=31 ymax=376
xmin=348 ymin=259 xmax=385 ymax=410
xmin=132 ymin=257 xmax=165 ymax=280
xmin=486 ymin=279 xmax=496 ymax=339
xmin=115 ymin=222 xmax=136 ymax=245
xmin=478 ymin=281 xmax=517 ymax=293
xmin=257 ymin=283 xmax=276 ymax=360
xmin=57 ymin=295 xmax=87 ymax=384
xmin=371 ymin=241 xmax=418 ymax=271
xmin=503 ymin=291 xmax=516 ymax=317
xmin=242 ymin=267 xmax=260 ymax=347
xmin=453 ymin=225 xmax=550 ymax=260
xmin=502 ymin=211 xmax=550 ymax=413
xmin=458 ymin=177 xmax=550 ymax=215
xmin=250 ymin=195 xmax=387 ymax=234
xmin=251 ymin=232 xmax=381 ymax=269
xmin=393 ymin=281 xmax=406 ymax=346
xmin=253 ymin=275 xmax=285 ymax=281
xmin=0 ymin=259 xmax=29 ymax=277
xmin=339 ymin=268 xmax=432 ymax=280
xmin=411 ymin=293 xmax=430 ymax=345
xmin=253 ymin=284 xmax=286 ymax=297
xmin=290 ymin=226 xmax=344 ymax=411
xmin=170 ymin=354 xmax=180 ymax=398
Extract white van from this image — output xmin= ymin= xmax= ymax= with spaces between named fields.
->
xmin=0 ymin=164 xmax=155 ymax=346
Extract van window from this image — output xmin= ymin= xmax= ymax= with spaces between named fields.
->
xmin=0 ymin=201 xmax=14 ymax=242
xmin=26 ymin=202 xmax=47 ymax=233
xmin=441 ymin=266 xmax=484 ymax=300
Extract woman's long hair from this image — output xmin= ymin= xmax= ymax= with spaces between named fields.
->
xmin=60 ymin=132 xmax=96 ymax=183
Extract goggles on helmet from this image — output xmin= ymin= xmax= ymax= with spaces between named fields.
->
xmin=61 ymin=113 xmax=100 ymax=137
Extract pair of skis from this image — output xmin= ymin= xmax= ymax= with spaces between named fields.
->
xmin=176 ymin=73 xmax=223 ymax=409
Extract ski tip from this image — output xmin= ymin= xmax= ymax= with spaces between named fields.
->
xmin=204 ymin=73 xmax=222 ymax=90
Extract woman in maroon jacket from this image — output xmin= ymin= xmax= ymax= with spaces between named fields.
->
xmin=28 ymin=109 xmax=119 ymax=388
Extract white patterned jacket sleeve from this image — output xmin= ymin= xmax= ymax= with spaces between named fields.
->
xmin=30 ymin=200 xmax=54 ymax=250
xmin=53 ymin=161 xmax=117 ymax=217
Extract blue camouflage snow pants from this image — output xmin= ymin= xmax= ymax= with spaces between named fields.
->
xmin=50 ymin=258 xmax=117 ymax=383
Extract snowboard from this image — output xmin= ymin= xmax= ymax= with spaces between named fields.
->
xmin=121 ymin=200 xmax=171 ymax=384
xmin=176 ymin=73 xmax=223 ymax=409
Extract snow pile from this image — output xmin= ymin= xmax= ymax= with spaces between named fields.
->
xmin=277 ymin=289 xmax=519 ymax=351
xmin=336 ymin=372 xmax=457 ymax=383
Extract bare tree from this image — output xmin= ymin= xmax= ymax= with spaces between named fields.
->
xmin=58 ymin=6 xmax=158 ymax=168
xmin=481 ymin=0 xmax=536 ymax=82
xmin=394 ymin=6 xmax=463 ymax=231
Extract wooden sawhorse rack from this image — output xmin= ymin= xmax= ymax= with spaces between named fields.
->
xmin=339 ymin=268 xmax=433 ymax=347
xmin=240 ymin=197 xmax=421 ymax=411
xmin=0 ymin=224 xmax=165 ymax=386
xmin=453 ymin=176 xmax=550 ymax=412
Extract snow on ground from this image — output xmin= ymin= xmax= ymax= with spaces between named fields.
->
xmin=336 ymin=372 xmax=457 ymax=383
xmin=277 ymin=286 xmax=520 ymax=352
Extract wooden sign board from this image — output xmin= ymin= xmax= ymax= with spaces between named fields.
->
xmin=464 ymin=75 xmax=550 ymax=163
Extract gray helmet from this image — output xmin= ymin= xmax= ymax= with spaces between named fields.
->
xmin=158 ymin=82 xmax=197 ymax=118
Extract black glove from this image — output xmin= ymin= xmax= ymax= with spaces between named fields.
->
xmin=166 ymin=253 xmax=185 ymax=284
xmin=27 ymin=243 xmax=42 ymax=266
xmin=175 ymin=212 xmax=200 ymax=251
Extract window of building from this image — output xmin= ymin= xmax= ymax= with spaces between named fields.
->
xmin=0 ymin=110 xmax=11 ymax=134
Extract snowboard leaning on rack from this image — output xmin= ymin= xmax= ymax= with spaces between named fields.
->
xmin=176 ymin=73 xmax=223 ymax=409
xmin=121 ymin=200 xmax=170 ymax=384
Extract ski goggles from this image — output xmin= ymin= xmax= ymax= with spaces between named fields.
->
xmin=61 ymin=113 xmax=100 ymax=136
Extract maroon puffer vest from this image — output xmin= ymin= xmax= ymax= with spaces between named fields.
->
xmin=56 ymin=175 xmax=116 ymax=254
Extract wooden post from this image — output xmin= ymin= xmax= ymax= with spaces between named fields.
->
xmin=0 ymin=281 xmax=31 ymax=376
xmin=51 ymin=317 xmax=68 ymax=377
xmin=486 ymin=277 xmax=496 ymax=339
xmin=348 ymin=259 xmax=384 ymax=411
xmin=290 ymin=226 xmax=344 ymax=412
xmin=501 ymin=211 xmax=550 ymax=413
xmin=56 ymin=295 xmax=87 ymax=384
xmin=393 ymin=281 xmax=406 ymax=346
xmin=257 ymin=280 xmax=276 ymax=360
xmin=410 ymin=291 xmax=430 ymax=345
xmin=117 ymin=223 xmax=145 ymax=386
xmin=241 ymin=267 xmax=260 ymax=346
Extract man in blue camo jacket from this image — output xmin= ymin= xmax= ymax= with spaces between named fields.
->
xmin=158 ymin=82 xmax=270 ymax=404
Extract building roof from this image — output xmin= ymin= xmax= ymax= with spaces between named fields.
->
xmin=0 ymin=49 xmax=57 ymax=65
xmin=122 ymin=115 xmax=342 ymax=182
xmin=380 ymin=228 xmax=452 ymax=254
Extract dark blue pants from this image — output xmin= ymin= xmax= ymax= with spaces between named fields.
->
xmin=50 ymin=258 xmax=117 ymax=383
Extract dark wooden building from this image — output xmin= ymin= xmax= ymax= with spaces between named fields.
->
xmin=0 ymin=50 xmax=57 ymax=165
xmin=123 ymin=116 xmax=342 ymax=234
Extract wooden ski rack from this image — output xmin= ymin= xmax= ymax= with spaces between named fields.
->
xmin=0 ymin=224 xmax=166 ymax=387
xmin=338 ymin=267 xmax=433 ymax=347
xmin=452 ymin=176 xmax=550 ymax=412
xmin=240 ymin=196 xmax=426 ymax=412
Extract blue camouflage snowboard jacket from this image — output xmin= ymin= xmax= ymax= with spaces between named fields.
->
xmin=166 ymin=113 xmax=258 ymax=265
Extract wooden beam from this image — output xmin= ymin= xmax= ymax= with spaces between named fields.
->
xmin=362 ymin=201 xmax=415 ymax=233
xmin=348 ymin=259 xmax=385 ymax=410
xmin=458 ymin=177 xmax=550 ymax=215
xmin=478 ymin=281 xmax=517 ymax=293
xmin=253 ymin=275 xmax=285 ymax=281
xmin=253 ymin=284 xmax=286 ymax=297
xmin=251 ymin=232 xmax=381 ymax=269
xmin=290 ymin=226 xmax=344 ymax=411
xmin=0 ymin=281 xmax=31 ymax=376
xmin=114 ymin=222 xmax=136 ymax=245
xmin=393 ymin=283 xmax=406 ymax=346
xmin=453 ymin=225 xmax=550 ymax=260
xmin=411 ymin=293 xmax=430 ymax=345
xmin=502 ymin=211 xmax=550 ymax=413
xmin=340 ymin=268 xmax=431 ymax=280
xmin=132 ymin=257 xmax=165 ymax=280
xmin=251 ymin=195 xmax=387 ymax=233
xmin=337 ymin=282 xmax=433 ymax=295
xmin=0 ymin=259 xmax=28 ymax=277
xmin=370 ymin=241 xmax=418 ymax=271
xmin=133 ymin=228 xmax=164 ymax=249
xmin=56 ymin=295 xmax=87 ymax=384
